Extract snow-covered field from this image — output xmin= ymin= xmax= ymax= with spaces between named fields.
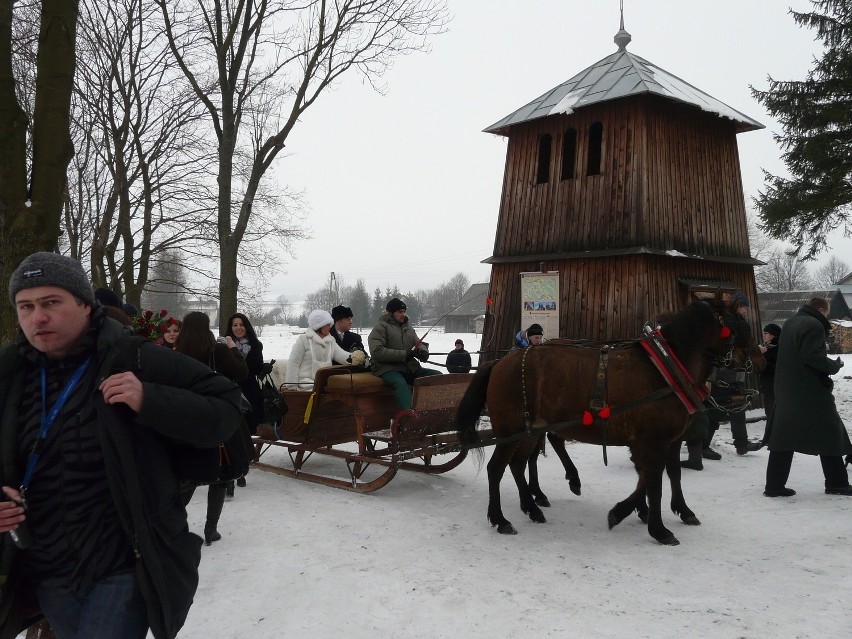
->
xmin=176 ymin=328 xmax=851 ymax=639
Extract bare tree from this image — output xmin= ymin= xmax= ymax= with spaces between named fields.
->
xmin=0 ymin=0 xmax=79 ymax=340
xmin=156 ymin=0 xmax=449 ymax=332
xmin=755 ymin=247 xmax=814 ymax=292
xmin=746 ymin=203 xmax=775 ymax=262
xmin=68 ymin=0 xmax=215 ymax=307
xmin=813 ymin=255 xmax=849 ymax=289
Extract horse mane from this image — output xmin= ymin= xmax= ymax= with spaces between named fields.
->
xmin=659 ymin=300 xmax=717 ymax=351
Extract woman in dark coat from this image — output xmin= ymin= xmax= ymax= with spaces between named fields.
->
xmin=225 ymin=313 xmax=265 ymax=434
xmin=176 ymin=312 xmax=248 ymax=544
xmin=765 ymin=298 xmax=851 ymax=497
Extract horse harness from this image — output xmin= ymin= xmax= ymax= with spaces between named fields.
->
xmin=515 ymin=323 xmax=753 ymax=464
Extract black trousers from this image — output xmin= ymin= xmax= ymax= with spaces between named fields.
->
xmin=765 ymin=450 xmax=849 ymax=490
xmin=705 ymin=407 xmax=748 ymax=447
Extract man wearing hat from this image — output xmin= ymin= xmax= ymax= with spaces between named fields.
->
xmin=330 ymin=305 xmax=364 ymax=353
xmin=764 ymin=297 xmax=851 ymax=497
xmin=703 ymin=291 xmax=762 ymax=458
xmin=446 ymin=339 xmax=472 ymax=374
xmin=0 ymin=252 xmax=242 ymax=638
xmin=368 ymin=298 xmax=441 ymax=409
xmin=513 ymin=323 xmax=545 ymax=350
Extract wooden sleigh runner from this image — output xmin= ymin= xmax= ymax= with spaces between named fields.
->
xmin=251 ymin=366 xmax=478 ymax=492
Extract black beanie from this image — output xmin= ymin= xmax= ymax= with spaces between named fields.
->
xmin=386 ymin=298 xmax=406 ymax=313
xmin=526 ymin=323 xmax=544 ymax=337
xmin=763 ymin=323 xmax=781 ymax=337
xmin=95 ymin=287 xmax=122 ymax=309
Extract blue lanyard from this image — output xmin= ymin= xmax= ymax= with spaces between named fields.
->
xmin=20 ymin=357 xmax=93 ymax=497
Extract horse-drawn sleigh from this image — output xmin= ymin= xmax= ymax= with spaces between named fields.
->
xmin=253 ymin=297 xmax=763 ymax=545
xmin=251 ymin=366 xmax=480 ymax=492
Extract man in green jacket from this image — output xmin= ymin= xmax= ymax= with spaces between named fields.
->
xmin=0 ymin=252 xmax=243 ymax=639
xmin=764 ymin=297 xmax=851 ymax=497
xmin=368 ymin=298 xmax=440 ymax=409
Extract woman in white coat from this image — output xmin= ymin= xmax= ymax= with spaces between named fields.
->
xmin=285 ymin=309 xmax=352 ymax=390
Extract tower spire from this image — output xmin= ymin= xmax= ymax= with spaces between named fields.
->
xmin=614 ymin=0 xmax=632 ymax=51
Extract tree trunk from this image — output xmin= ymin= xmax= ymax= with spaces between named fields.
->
xmin=0 ymin=0 xmax=78 ymax=343
xmin=218 ymin=240 xmax=239 ymax=334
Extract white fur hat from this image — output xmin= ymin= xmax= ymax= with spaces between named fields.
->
xmin=308 ymin=309 xmax=334 ymax=331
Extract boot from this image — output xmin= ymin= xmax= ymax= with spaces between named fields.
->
xmin=680 ymin=443 xmax=703 ymax=471
xmin=702 ymin=447 xmax=721 ymax=460
xmin=204 ymin=483 xmax=226 ymax=546
xmin=204 ymin=529 xmax=222 ymax=545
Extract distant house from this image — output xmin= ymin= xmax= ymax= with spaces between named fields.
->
xmin=757 ymin=290 xmax=852 ymax=353
xmin=836 ymin=271 xmax=852 ymax=297
xmin=757 ymin=290 xmax=851 ymax=326
xmin=444 ymin=283 xmax=488 ymax=333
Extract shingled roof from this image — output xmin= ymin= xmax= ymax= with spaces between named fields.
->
xmin=757 ymin=290 xmax=851 ymax=326
xmin=445 ymin=283 xmax=489 ymax=317
xmin=484 ymin=45 xmax=763 ymax=136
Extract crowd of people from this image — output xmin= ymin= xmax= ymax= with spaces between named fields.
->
xmin=0 ymin=251 xmax=849 ymax=639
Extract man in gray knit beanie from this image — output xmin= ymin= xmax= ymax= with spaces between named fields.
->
xmin=8 ymin=251 xmax=96 ymax=308
xmin=8 ymin=252 xmax=97 ymax=360
xmin=0 ymin=250 xmax=243 ymax=638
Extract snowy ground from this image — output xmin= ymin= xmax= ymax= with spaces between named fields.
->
xmin=176 ymin=328 xmax=851 ymax=639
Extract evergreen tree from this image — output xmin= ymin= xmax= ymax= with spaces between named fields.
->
xmin=751 ymin=1 xmax=852 ymax=259
xmin=349 ymin=279 xmax=371 ymax=328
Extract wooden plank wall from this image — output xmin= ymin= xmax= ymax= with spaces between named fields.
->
xmin=480 ymin=256 xmax=762 ymax=360
xmin=490 ymin=95 xmax=752 ymax=261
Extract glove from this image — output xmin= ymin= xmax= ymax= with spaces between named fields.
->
xmin=415 ymin=348 xmax=429 ymax=362
xmin=405 ymin=350 xmax=417 ymax=362
xmin=835 ymin=357 xmax=844 ymax=369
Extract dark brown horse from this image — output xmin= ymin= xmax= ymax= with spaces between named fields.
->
xmin=456 ymin=299 xmax=763 ymax=545
xmin=525 ymin=301 xmax=766 ymax=516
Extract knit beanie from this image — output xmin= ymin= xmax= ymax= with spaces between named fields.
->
xmin=9 ymin=252 xmax=96 ymax=307
xmin=95 ymin=287 xmax=122 ymax=309
xmin=763 ymin=323 xmax=781 ymax=337
xmin=308 ymin=309 xmax=334 ymax=331
xmin=331 ymin=305 xmax=353 ymax=321
xmin=386 ymin=298 xmax=406 ymax=313
xmin=730 ymin=291 xmax=749 ymax=307
xmin=526 ymin=323 xmax=544 ymax=337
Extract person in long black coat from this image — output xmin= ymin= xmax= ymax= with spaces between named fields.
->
xmin=758 ymin=323 xmax=781 ymax=446
xmin=764 ymin=298 xmax=852 ymax=497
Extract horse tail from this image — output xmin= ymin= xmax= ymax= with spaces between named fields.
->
xmin=456 ymin=360 xmax=496 ymax=446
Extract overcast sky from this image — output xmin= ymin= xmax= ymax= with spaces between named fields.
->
xmin=261 ymin=0 xmax=850 ymax=302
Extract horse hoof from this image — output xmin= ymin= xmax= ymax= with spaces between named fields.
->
xmin=534 ymin=495 xmax=551 ymax=507
xmin=681 ymin=514 xmax=701 ymax=526
xmin=657 ymin=534 xmax=680 ymax=546
xmin=530 ymin=510 xmax=546 ymax=524
xmin=637 ymin=509 xmax=649 ymax=524
xmin=607 ymin=510 xmax=621 ymax=529
xmin=568 ymin=478 xmax=581 ymax=496
xmin=496 ymin=523 xmax=518 ymax=535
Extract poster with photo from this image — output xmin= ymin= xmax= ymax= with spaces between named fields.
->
xmin=520 ymin=271 xmax=559 ymax=339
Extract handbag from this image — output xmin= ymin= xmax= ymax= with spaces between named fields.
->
xmin=260 ymin=371 xmax=288 ymax=425
xmin=172 ymin=418 xmax=254 ymax=485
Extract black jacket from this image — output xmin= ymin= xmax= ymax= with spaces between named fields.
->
xmin=446 ymin=349 xmax=472 ymax=373
xmin=0 ymin=317 xmax=242 ymax=639
xmin=331 ymin=327 xmax=364 ymax=353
